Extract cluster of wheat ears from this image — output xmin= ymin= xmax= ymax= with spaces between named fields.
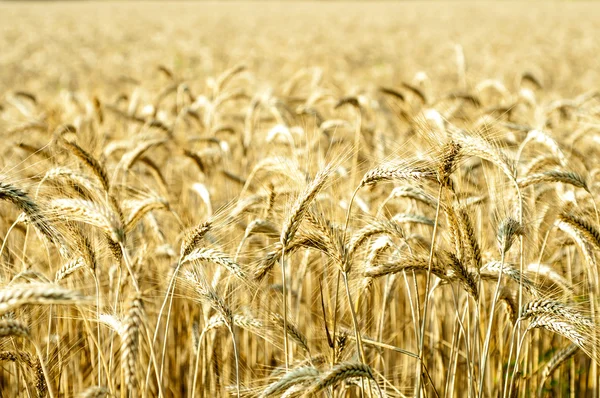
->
xmin=1 ymin=57 xmax=600 ymax=398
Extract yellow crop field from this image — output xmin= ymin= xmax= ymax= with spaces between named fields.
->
xmin=1 ymin=1 xmax=600 ymax=397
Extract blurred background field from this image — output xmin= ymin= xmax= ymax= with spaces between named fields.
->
xmin=1 ymin=1 xmax=599 ymax=97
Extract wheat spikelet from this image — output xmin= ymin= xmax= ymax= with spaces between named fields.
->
xmin=241 ymin=219 xmax=280 ymax=240
xmin=180 ymin=221 xmax=212 ymax=258
xmin=61 ymin=139 xmax=111 ymax=192
xmin=520 ymin=300 xmax=597 ymax=363
xmin=365 ymin=236 xmax=393 ymax=267
xmin=214 ymin=64 xmax=246 ymax=95
xmin=456 ymin=207 xmax=482 ymax=270
xmin=450 ymin=127 xmax=516 ymax=180
xmin=92 ymin=95 xmax=104 ymax=123
xmin=358 ymin=162 xmax=436 ymax=188
xmin=437 ymin=140 xmax=462 ymax=187
xmin=289 ymin=233 xmax=345 ymax=265
xmin=281 ymin=384 xmax=306 ymax=398
xmin=382 ymin=185 xmax=438 ymax=210
xmin=78 ymin=386 xmax=110 ymax=398
xmin=497 ymin=217 xmax=523 ymax=254
xmin=55 ymin=257 xmax=86 ymax=282
xmin=50 ymin=199 xmax=124 ymax=243
xmin=72 ymin=227 xmax=98 ymax=271
xmin=43 ymin=167 xmax=100 ymax=194
xmin=13 ymin=90 xmax=37 ymax=104
xmin=105 ymin=234 xmax=123 ymax=261
xmin=499 ymin=289 xmax=518 ymax=324
xmin=555 ymin=213 xmax=600 ymax=279
xmin=523 ymin=129 xmax=568 ymax=167
xmin=526 ymin=314 xmax=586 ymax=350
xmin=556 ymin=213 xmax=600 ymax=251
xmin=309 ymin=362 xmax=375 ymax=394
xmin=120 ymin=138 xmax=166 ymax=171
xmin=305 ymin=210 xmax=345 ymax=266
xmin=522 ymin=155 xmax=562 ymax=176
xmin=444 ymin=205 xmax=463 ymax=261
xmin=537 ymin=343 xmax=578 ymax=397
xmin=98 ymin=313 xmax=124 ymax=335
xmin=139 ymin=156 xmax=168 ymax=194
xmin=364 ymin=256 xmax=446 ymax=279
xmin=270 ymin=313 xmax=310 ymax=355
xmin=254 ymin=243 xmax=284 ymax=282
xmin=348 ymin=219 xmax=405 ymax=258
xmin=280 ymin=165 xmax=333 ymax=249
xmin=521 ymin=300 xmax=594 ymax=328
xmin=60 ymin=138 xmax=126 ymax=231
xmin=0 ymin=349 xmax=35 ymax=364
xmin=122 ymin=295 xmax=144 ymax=394
xmin=182 ymin=247 xmax=246 ymax=280
xmin=0 ymin=319 xmax=30 ymax=338
xmin=184 ymin=269 xmax=232 ymax=324
xmin=518 ymin=171 xmax=588 ymax=191
xmin=0 ymin=180 xmax=64 ymax=250
xmin=0 ymin=350 xmax=46 ymax=397
xmin=447 ymin=252 xmax=478 ymax=299
xmin=521 ymin=72 xmax=543 ymax=89
xmin=402 ymin=81 xmax=427 ymax=104
xmin=0 ymin=284 xmax=87 ymax=315
xmin=124 ymin=196 xmax=169 ymax=231
xmin=392 ymin=213 xmax=435 ymax=227
xmin=481 ymin=261 xmax=537 ymax=294
xmin=203 ymin=313 xmax=264 ymax=335
xmin=53 ymin=123 xmax=77 ymax=137
xmin=261 ymin=366 xmax=320 ymax=397
xmin=379 ymin=86 xmax=405 ymax=102
xmin=345 ymin=377 xmax=387 ymax=397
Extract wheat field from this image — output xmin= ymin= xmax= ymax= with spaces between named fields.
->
xmin=1 ymin=1 xmax=600 ymax=397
